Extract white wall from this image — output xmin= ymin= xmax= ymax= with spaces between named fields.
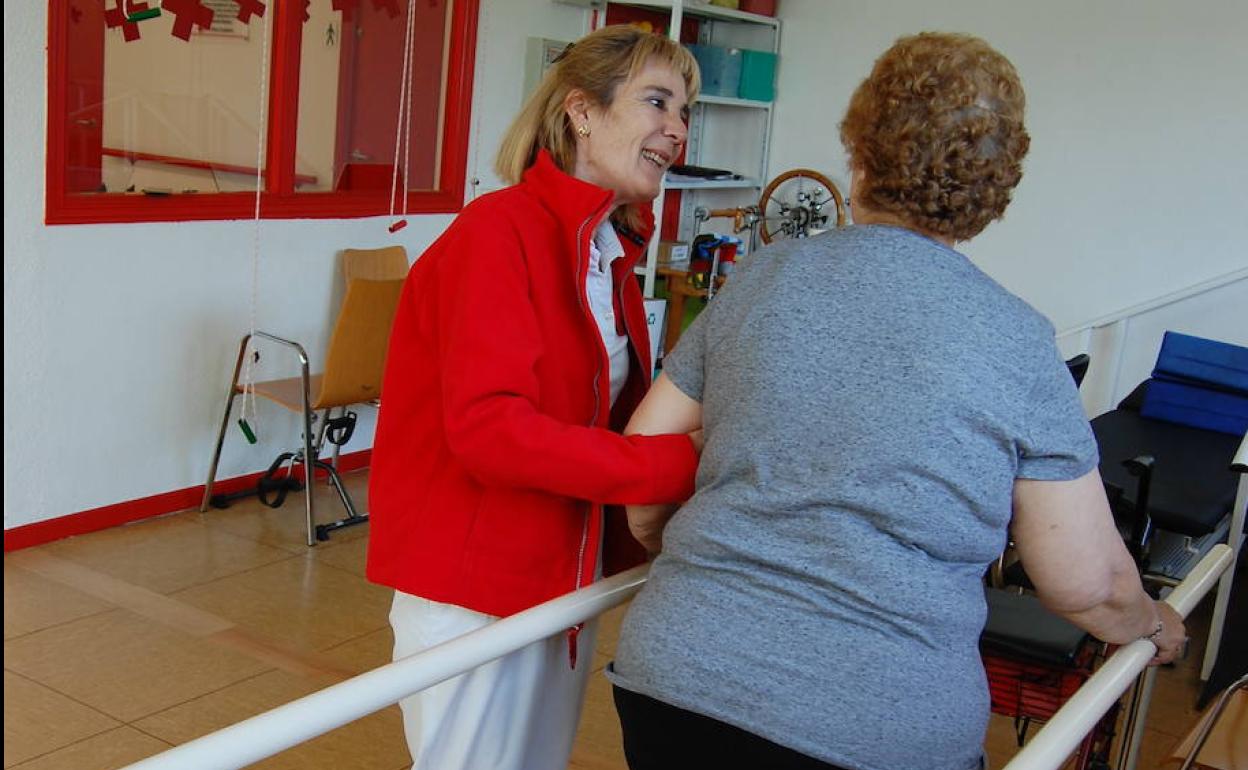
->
xmin=770 ymin=0 xmax=1247 ymax=332
xmin=3 ymin=0 xmax=590 ymax=530
xmin=5 ymin=0 xmax=1246 ymax=531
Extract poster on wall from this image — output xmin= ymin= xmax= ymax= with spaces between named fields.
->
xmin=523 ymin=37 xmax=572 ymax=98
xmin=198 ymin=0 xmax=250 ymax=39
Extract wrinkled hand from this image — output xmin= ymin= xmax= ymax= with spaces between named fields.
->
xmin=1148 ymin=601 xmax=1187 ymax=666
xmin=625 ymin=503 xmax=678 ymax=556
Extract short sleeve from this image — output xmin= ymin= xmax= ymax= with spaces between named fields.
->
xmin=660 ymin=303 xmax=711 ymax=403
xmin=1016 ymin=345 xmax=1100 ymax=481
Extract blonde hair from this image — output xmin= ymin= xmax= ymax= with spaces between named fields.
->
xmin=495 ymin=25 xmax=700 ymax=230
xmin=840 ymin=32 xmax=1029 ymax=241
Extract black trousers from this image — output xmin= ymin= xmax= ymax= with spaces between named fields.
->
xmin=612 ymin=686 xmax=850 ymax=770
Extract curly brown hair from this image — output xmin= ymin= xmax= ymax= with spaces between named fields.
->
xmin=840 ymin=32 xmax=1030 ymax=241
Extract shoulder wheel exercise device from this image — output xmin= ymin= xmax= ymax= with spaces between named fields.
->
xmin=757 ymin=168 xmax=847 ymax=244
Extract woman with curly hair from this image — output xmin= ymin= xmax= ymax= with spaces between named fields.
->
xmin=606 ymin=32 xmax=1185 ymax=770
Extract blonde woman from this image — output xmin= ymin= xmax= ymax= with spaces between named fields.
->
xmin=367 ymin=25 xmax=702 ymax=770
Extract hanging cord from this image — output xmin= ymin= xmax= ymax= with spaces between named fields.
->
xmin=387 ymin=0 xmax=418 ymax=233
xmin=238 ymin=2 xmax=273 ymax=442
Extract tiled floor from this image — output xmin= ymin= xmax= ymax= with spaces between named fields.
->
xmin=2 ymin=470 xmax=1226 ymax=769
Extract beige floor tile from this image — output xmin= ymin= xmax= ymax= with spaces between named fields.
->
xmin=590 ymin=603 xmax=628 ymax=673
xmin=322 ymin=626 xmax=396 ymax=675
xmin=568 ymin=669 xmax=628 ymax=770
xmin=198 ymin=470 xmax=371 ymax=552
xmin=131 ymin=669 xmax=320 ymax=743
xmin=1142 ymin=666 xmax=1206 ymax=739
xmin=133 ymin=668 xmax=406 ymax=770
xmin=172 ymin=556 xmax=391 ymax=652
xmin=253 ymin=705 xmax=407 ymax=770
xmin=984 ymin=713 xmax=1026 ymax=768
xmin=4 ymin=609 xmax=270 ymax=723
xmin=308 ymin=534 xmax=369 ymax=577
xmin=4 ymin=559 xmax=114 ymax=640
xmin=42 ymin=513 xmax=294 ymax=595
xmin=3 ymin=671 xmax=120 ymax=767
xmin=7 ymin=726 xmax=171 ymax=770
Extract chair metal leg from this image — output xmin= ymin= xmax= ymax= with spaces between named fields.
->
xmin=1179 ymin=674 xmax=1248 ymax=770
xmin=1201 ymin=459 xmax=1246 ymax=681
xmin=201 ymin=334 xmax=251 ymax=512
xmin=298 ymin=362 xmax=316 ymax=547
xmin=1116 ymin=665 xmax=1158 ymax=770
xmin=311 ymin=459 xmax=369 ymax=541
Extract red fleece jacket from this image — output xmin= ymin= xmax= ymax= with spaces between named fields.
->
xmin=366 ymin=151 xmax=698 ymax=618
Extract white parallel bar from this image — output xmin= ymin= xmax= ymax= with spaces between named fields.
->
xmin=1201 ymin=431 xmax=1248 ymax=680
xmin=121 ymin=564 xmax=651 ymax=770
xmin=1004 ymin=544 xmax=1234 ymax=770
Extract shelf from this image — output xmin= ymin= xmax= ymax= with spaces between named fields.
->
xmin=683 ymin=2 xmax=780 ymax=27
xmin=664 ymin=177 xmax=760 ymax=190
xmin=612 ymin=1 xmax=780 ymax=28
xmin=697 ymin=93 xmax=771 ymax=109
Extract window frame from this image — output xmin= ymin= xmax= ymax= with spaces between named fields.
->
xmin=45 ymin=0 xmax=480 ymax=225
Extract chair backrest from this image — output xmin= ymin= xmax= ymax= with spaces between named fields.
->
xmin=1066 ymin=353 xmax=1091 ymax=389
xmin=342 ymin=246 xmax=409 ymax=282
xmin=315 ymin=278 xmax=405 ymax=408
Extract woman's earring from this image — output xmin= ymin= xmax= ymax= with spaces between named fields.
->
xmin=577 ymin=124 xmax=591 ymax=138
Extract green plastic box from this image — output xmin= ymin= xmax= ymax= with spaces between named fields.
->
xmin=688 ymin=44 xmax=742 ymax=97
xmin=738 ymin=49 xmax=777 ymax=102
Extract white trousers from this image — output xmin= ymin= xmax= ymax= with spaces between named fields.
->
xmin=389 ymin=591 xmax=599 ymax=770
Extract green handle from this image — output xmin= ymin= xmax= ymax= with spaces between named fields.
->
xmin=126 ymin=7 xmax=161 ymax=22
xmin=237 ymin=418 xmax=257 ymax=445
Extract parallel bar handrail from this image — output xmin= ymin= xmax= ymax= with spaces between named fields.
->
xmin=124 ymin=545 xmax=1232 ymax=770
xmin=1003 ymin=544 xmax=1234 ymax=770
xmin=121 ymin=564 xmax=651 ymax=770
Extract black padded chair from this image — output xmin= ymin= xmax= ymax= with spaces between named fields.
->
xmin=1091 ymin=380 xmax=1246 ymax=680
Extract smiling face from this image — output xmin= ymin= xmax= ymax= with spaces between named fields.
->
xmin=567 ymin=59 xmax=690 ymax=208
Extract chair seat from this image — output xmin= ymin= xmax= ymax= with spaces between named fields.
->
xmin=1093 ymin=407 xmax=1241 ymax=537
xmin=982 ymin=587 xmax=1091 ymax=667
xmin=236 ymin=375 xmax=325 ymax=412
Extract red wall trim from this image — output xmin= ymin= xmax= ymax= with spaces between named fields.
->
xmin=3 ymin=449 xmax=372 ymax=552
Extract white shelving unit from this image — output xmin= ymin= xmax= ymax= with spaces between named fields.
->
xmin=590 ymin=1 xmax=780 ymax=296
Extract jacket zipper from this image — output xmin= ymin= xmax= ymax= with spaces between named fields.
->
xmin=568 ymin=204 xmax=611 ymax=668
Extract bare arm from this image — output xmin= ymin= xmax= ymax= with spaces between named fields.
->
xmin=1011 ymin=469 xmax=1186 ymax=664
xmin=623 ymin=374 xmax=704 ymax=554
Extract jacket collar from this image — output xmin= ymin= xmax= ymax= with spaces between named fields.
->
xmin=521 ymin=149 xmax=656 ymax=253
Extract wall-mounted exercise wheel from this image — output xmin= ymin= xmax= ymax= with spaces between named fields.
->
xmin=758 ymin=168 xmax=847 ymax=244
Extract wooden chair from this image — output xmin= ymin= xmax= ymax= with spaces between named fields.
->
xmin=201 ymin=247 xmax=409 ymax=545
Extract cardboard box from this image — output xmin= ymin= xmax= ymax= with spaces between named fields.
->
xmin=643 ymin=299 xmax=668 ymax=371
xmin=658 ymin=240 xmax=690 ymax=265
xmin=1166 ymin=688 xmax=1247 ymax=770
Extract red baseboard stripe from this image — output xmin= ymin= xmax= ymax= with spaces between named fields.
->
xmin=3 ymin=450 xmax=372 ymax=552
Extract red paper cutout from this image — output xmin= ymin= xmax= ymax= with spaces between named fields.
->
xmin=103 ymin=0 xmax=146 ymax=42
xmin=234 ymin=0 xmax=266 ymax=24
xmin=162 ymin=0 xmax=214 ymax=41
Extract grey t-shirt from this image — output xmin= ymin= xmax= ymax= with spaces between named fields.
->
xmin=608 ymin=225 xmax=1097 ymax=770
